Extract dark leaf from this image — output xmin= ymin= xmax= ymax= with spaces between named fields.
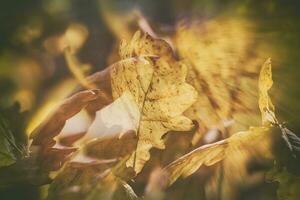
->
xmin=0 ymin=103 xmax=28 ymax=167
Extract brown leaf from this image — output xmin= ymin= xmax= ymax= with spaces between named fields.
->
xmin=59 ymin=132 xmax=86 ymax=147
xmin=85 ymin=131 xmax=138 ymax=160
xmin=30 ymin=89 xmax=100 ymax=147
xmin=39 ymin=147 xmax=77 ymax=171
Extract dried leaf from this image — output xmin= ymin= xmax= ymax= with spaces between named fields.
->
xmin=163 ymin=58 xmax=298 ymax=186
xmin=162 ymin=58 xmax=279 ymax=186
xmin=258 ymin=58 xmax=276 ymax=125
xmin=75 ymin=66 xmax=113 ymax=117
xmin=164 ymin=126 xmax=271 ymax=185
xmin=26 ymin=90 xmax=102 ymax=184
xmin=85 ymin=131 xmax=138 ymax=160
xmin=258 ymin=59 xmax=300 ymax=155
xmin=30 ymin=89 xmax=100 ymax=147
xmin=175 ymin=18 xmax=264 ymax=143
xmin=111 ymin=31 xmax=197 ymax=173
xmin=261 ymin=59 xmax=300 ymax=199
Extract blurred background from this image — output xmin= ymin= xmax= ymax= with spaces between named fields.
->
xmin=0 ymin=0 xmax=300 ymax=199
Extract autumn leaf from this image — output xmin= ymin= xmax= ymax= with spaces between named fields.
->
xmin=258 ymin=59 xmax=300 ymax=154
xmin=258 ymin=60 xmax=300 ymax=200
xmin=163 ymin=58 xmax=300 ymax=187
xmin=0 ymin=90 xmax=102 ymax=186
xmin=163 ymin=126 xmax=272 ymax=185
xmin=111 ymin=31 xmax=197 ymax=173
xmin=258 ymin=58 xmax=276 ymax=125
xmin=175 ymin=18 xmax=265 ymax=144
xmin=26 ymin=89 xmax=101 ymax=180
xmin=30 ymin=89 xmax=100 ymax=147
xmin=85 ymin=130 xmax=137 ymax=160
xmin=45 ymin=94 xmax=139 ymax=199
xmin=169 ymin=19 xmax=274 ymax=197
xmin=163 ymin=58 xmax=277 ymax=185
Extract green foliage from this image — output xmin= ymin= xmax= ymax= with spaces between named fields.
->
xmin=0 ymin=104 xmax=27 ymax=167
xmin=267 ymin=163 xmax=300 ymax=200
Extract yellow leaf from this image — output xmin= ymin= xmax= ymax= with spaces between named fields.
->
xmin=164 ymin=126 xmax=272 ymax=185
xmin=163 ymin=58 xmax=277 ymax=186
xmin=111 ymin=31 xmax=198 ymax=173
xmin=175 ymin=18 xmax=264 ymax=143
xmin=258 ymin=58 xmax=276 ymax=125
xmin=258 ymin=59 xmax=300 ymax=154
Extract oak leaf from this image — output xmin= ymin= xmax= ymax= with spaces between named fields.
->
xmin=164 ymin=126 xmax=272 ymax=185
xmin=111 ymin=31 xmax=198 ymax=173
xmin=175 ymin=18 xmax=265 ymax=143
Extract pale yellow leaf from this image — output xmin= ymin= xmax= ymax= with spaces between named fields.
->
xmin=175 ymin=18 xmax=265 ymax=143
xmin=258 ymin=58 xmax=276 ymax=125
xmin=164 ymin=126 xmax=272 ymax=185
xmin=111 ymin=31 xmax=198 ymax=173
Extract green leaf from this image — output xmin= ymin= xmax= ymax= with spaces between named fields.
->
xmin=0 ymin=103 xmax=28 ymax=167
xmin=267 ymin=163 xmax=300 ymax=200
